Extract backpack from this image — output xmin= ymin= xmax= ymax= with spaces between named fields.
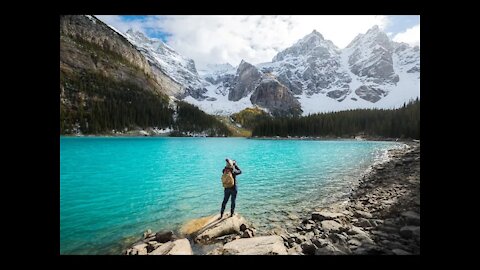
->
xmin=221 ymin=169 xmax=235 ymax=188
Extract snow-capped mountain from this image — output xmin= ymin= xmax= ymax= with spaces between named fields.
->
xmin=105 ymin=24 xmax=419 ymax=116
xmin=184 ymin=60 xmax=296 ymax=116
xmin=189 ymin=26 xmax=419 ymax=115
xmin=124 ymin=29 xmax=208 ymax=99
xmin=197 ymin=63 xmax=236 ymax=97
xmin=258 ymin=30 xmax=352 ymax=99
xmin=393 ymin=42 xmax=420 ymax=74
xmin=198 ymin=63 xmax=236 ymax=78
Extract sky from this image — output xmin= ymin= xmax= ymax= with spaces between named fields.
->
xmin=95 ymin=15 xmax=420 ymax=69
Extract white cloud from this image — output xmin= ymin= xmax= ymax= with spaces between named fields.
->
xmin=393 ymin=24 xmax=420 ymax=46
xmin=96 ymin=15 xmax=390 ymax=69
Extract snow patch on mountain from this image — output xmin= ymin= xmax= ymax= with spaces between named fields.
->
xmin=183 ymin=84 xmax=254 ymax=115
xmin=195 ymin=26 xmax=420 ymax=115
xmin=198 ymin=63 xmax=236 ymax=77
xmin=124 ymin=29 xmax=207 ymax=98
xmin=99 ymin=21 xmax=419 ymax=116
xmin=299 ymin=43 xmax=419 ymax=115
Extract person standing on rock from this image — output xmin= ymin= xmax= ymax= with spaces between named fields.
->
xmin=220 ymin=158 xmax=242 ymax=219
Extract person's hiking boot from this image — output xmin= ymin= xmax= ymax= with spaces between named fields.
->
xmin=218 ymin=213 xmax=223 ymax=220
xmin=230 ymin=212 xmax=234 ymax=217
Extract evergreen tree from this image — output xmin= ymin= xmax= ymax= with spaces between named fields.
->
xmin=252 ymin=99 xmax=420 ymax=139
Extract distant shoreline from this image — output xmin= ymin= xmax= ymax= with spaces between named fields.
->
xmin=60 ymin=134 xmax=418 ymax=143
xmin=247 ymin=136 xmax=413 ymax=142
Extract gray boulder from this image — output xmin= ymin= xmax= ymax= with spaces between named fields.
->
xmin=355 ymin=218 xmax=372 ymax=228
xmin=126 ymin=243 xmax=148 ymax=255
xmin=401 ymin=211 xmax=420 ymax=226
xmin=348 ymin=226 xmax=374 ymax=245
xmin=241 ymin=228 xmax=255 ymax=238
xmin=146 ymin=241 xmax=162 ymax=253
xmin=355 ymin=210 xmax=373 ymax=219
xmin=399 ymin=226 xmax=420 ymax=239
xmin=320 ymin=220 xmax=343 ymax=233
xmin=154 ymin=230 xmax=174 ymax=243
xmin=311 ymin=211 xmax=345 ymax=221
xmin=301 ymin=243 xmax=317 ymax=255
xmin=392 ymin=248 xmax=412 ymax=255
xmin=348 ymin=238 xmax=362 ymax=247
xmin=315 ymin=243 xmax=346 ymax=255
xmin=312 ymin=238 xmax=330 ymax=248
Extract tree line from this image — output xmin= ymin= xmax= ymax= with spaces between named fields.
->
xmin=231 ymin=107 xmax=270 ymax=130
xmin=251 ymin=98 xmax=420 ymax=139
xmin=60 ymin=70 xmax=231 ymax=136
xmin=174 ymin=101 xmax=231 ymax=136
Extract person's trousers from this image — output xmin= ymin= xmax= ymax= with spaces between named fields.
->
xmin=220 ymin=187 xmax=237 ymax=215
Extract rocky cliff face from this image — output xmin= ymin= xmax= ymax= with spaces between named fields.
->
xmin=228 ymin=60 xmax=263 ymax=101
xmin=196 ymin=25 xmax=419 ymax=115
xmin=263 ymin=30 xmax=351 ymax=97
xmin=250 ymin=77 xmax=302 ymax=116
xmin=60 ymin=15 xmax=181 ymax=97
xmin=124 ymin=29 xmax=207 ymax=99
xmin=393 ymin=42 xmax=420 ymax=75
xmin=346 ymin=26 xmax=399 ymax=85
xmin=89 ymin=16 xmax=420 ymax=116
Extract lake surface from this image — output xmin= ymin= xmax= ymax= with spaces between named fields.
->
xmin=60 ymin=137 xmax=403 ymax=254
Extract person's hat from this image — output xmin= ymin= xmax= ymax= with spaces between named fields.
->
xmin=225 ymin=158 xmax=234 ymax=168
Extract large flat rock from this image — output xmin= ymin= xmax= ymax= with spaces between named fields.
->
xmin=149 ymin=239 xmax=193 ymax=255
xmin=222 ymin=235 xmax=288 ymax=255
xmin=187 ymin=214 xmax=248 ymax=243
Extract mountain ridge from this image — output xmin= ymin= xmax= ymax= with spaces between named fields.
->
xmin=89 ymin=17 xmax=421 ymax=117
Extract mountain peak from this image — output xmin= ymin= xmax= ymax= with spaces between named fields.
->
xmin=369 ymin=25 xmax=380 ymax=32
xmin=272 ymin=30 xmax=337 ymax=62
xmin=126 ymin=28 xmax=146 ymax=38
xmin=310 ymin=29 xmax=324 ymax=39
xmin=239 ymin=59 xmax=251 ymax=67
xmin=347 ymin=25 xmax=391 ymax=50
xmin=365 ymin=25 xmax=386 ymax=38
xmin=302 ymin=29 xmax=325 ymax=42
xmin=238 ymin=60 xmax=257 ymax=71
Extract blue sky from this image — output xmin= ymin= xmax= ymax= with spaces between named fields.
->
xmin=96 ymin=15 xmax=420 ymax=68
xmin=385 ymin=15 xmax=419 ymax=34
xmin=115 ymin=15 xmax=171 ymax=42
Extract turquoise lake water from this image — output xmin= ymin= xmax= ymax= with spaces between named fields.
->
xmin=60 ymin=137 xmax=402 ymax=254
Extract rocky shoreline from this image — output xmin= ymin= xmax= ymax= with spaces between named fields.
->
xmin=280 ymin=141 xmax=420 ymax=255
xmin=249 ymin=136 xmax=416 ymax=142
xmin=125 ymin=141 xmax=420 ymax=255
